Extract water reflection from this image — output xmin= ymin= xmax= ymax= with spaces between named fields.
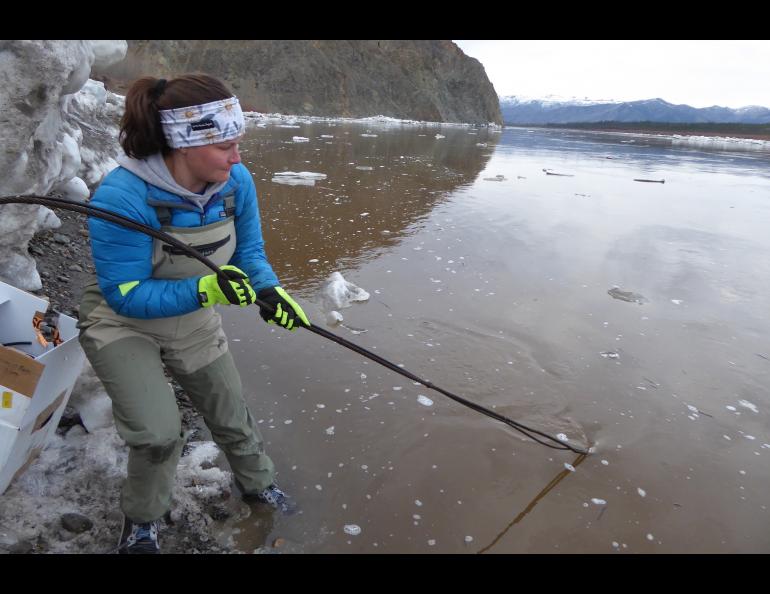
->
xmin=218 ymin=123 xmax=770 ymax=553
xmin=239 ymin=122 xmax=498 ymax=293
xmin=499 ymin=127 xmax=770 ymax=179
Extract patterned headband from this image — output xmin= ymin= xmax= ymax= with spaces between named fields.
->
xmin=159 ymin=97 xmax=245 ymax=148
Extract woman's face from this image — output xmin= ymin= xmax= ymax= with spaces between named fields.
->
xmin=183 ymin=137 xmax=242 ymax=185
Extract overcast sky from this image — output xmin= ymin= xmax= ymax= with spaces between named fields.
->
xmin=453 ymin=40 xmax=770 ymax=109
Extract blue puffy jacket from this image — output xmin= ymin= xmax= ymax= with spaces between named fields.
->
xmin=88 ymin=162 xmax=280 ymax=319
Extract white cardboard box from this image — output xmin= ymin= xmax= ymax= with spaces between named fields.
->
xmin=0 ymin=280 xmax=86 ymax=494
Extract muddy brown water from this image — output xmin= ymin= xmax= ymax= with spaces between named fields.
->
xmin=215 ymin=122 xmax=770 ymax=553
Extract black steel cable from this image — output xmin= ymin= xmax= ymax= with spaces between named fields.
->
xmin=1 ymin=194 xmax=590 ymax=454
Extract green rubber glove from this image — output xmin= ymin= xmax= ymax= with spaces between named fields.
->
xmin=257 ymin=286 xmax=310 ymax=331
xmin=198 ymin=265 xmax=256 ymax=307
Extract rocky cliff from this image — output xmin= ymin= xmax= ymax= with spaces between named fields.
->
xmin=93 ymin=40 xmax=502 ymax=125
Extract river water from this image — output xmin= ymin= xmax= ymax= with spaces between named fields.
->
xmin=216 ymin=121 xmax=770 ymax=553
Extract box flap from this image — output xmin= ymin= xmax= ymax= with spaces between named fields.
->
xmin=33 ymin=390 xmax=66 ymax=432
xmin=0 ymin=346 xmax=44 ymax=397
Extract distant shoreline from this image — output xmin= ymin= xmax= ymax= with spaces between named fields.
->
xmin=507 ymin=123 xmax=770 ymax=141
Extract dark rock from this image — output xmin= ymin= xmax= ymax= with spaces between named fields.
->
xmin=57 ymin=405 xmax=84 ymax=434
xmin=61 ymin=512 xmax=94 ymax=533
xmin=8 ymin=540 xmax=34 ymax=554
xmin=207 ymin=504 xmax=232 ymax=521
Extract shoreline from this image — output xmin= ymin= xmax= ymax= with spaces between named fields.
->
xmin=507 ymin=124 xmax=770 ymax=142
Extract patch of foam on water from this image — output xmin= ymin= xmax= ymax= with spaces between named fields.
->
xmin=417 ymin=395 xmax=433 ymax=407
xmin=556 ymin=433 xmax=569 ymax=442
xmin=738 ymin=400 xmax=759 ymax=413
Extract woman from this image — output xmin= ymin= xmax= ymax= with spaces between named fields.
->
xmin=77 ymin=74 xmax=309 ymax=554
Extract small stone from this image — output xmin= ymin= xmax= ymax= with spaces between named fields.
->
xmin=272 ymin=537 xmax=286 ymax=548
xmin=61 ymin=513 xmax=93 ymax=533
xmin=68 ymin=264 xmax=84 ymax=272
xmin=52 ymin=233 xmax=71 ymax=244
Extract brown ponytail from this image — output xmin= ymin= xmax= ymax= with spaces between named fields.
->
xmin=119 ymin=73 xmax=235 ymax=159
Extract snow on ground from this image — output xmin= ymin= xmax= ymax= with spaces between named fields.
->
xmin=0 ymin=420 xmax=235 ymax=553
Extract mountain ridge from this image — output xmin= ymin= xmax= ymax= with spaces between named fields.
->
xmin=499 ymin=95 xmax=770 ymax=125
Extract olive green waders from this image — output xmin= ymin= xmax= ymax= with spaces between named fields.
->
xmin=77 ymin=203 xmax=275 ymax=523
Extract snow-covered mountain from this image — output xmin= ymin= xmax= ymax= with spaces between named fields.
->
xmin=499 ymin=95 xmax=770 ymax=125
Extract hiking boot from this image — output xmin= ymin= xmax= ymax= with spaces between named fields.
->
xmin=117 ymin=516 xmax=161 ymax=554
xmin=242 ymin=483 xmax=298 ymax=515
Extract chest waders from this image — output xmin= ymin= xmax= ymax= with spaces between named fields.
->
xmin=77 ymin=193 xmax=275 ymax=523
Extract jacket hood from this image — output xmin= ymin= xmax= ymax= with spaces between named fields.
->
xmin=116 ymin=153 xmax=228 ymax=210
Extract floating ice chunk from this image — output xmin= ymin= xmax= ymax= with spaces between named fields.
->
xmin=738 ymin=400 xmax=759 ymax=413
xmin=564 ymin=463 xmax=576 ymax=472
xmin=355 ymin=166 xmax=373 ymax=171
xmin=608 ymin=287 xmax=648 ymax=304
xmin=326 ymin=311 xmax=344 ymax=326
xmin=292 ymin=136 xmax=309 ymax=142
xmin=415 ymin=499 xmax=423 ymax=507
xmin=319 ymin=272 xmax=370 ymax=312
xmin=428 ymin=539 xmax=436 ymax=545
xmin=726 ymin=405 xmax=737 ymax=411
xmin=723 ymin=435 xmax=732 ymax=441
xmin=278 ymin=124 xmax=301 ymax=128
xmin=272 ymin=171 xmax=327 ymax=186
xmin=591 ymin=498 xmax=607 ymax=505
xmin=320 ymin=135 xmax=334 ymax=138
xmin=686 ymin=405 xmax=698 ymax=413
xmin=556 ymin=433 xmax=569 ymax=442
xmin=637 ymin=488 xmax=646 ymax=497
xmin=646 ymin=534 xmax=654 ymax=541
xmin=600 ymin=351 xmax=620 ymax=359
xmin=601 ymin=460 xmax=609 ymax=466
xmin=284 ymin=419 xmax=293 ymax=424
xmin=325 ymin=426 xmax=335 ymax=435
xmin=344 ymin=524 xmax=361 ymax=535
xmin=671 ymin=299 xmax=683 ymax=305
xmin=435 ymin=134 xmax=445 ymax=139
xmin=464 ymin=535 xmax=474 ymax=543
xmin=417 ymin=395 xmax=433 ymax=407
xmin=361 ymin=133 xmax=378 ymax=137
